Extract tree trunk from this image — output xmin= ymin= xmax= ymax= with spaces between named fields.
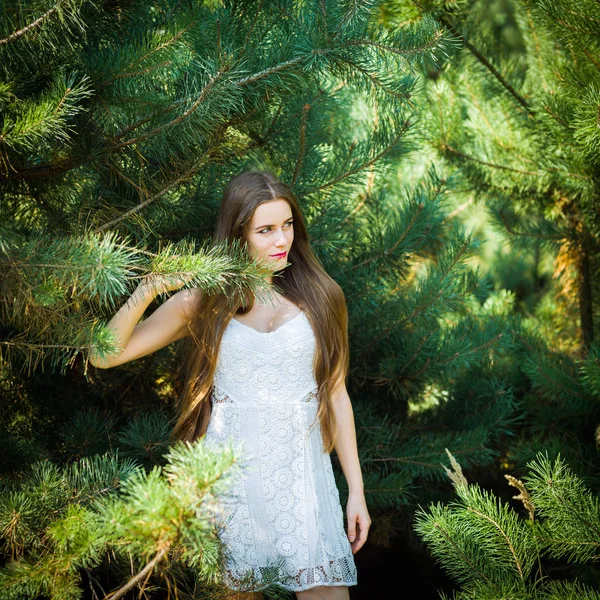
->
xmin=577 ymin=235 xmax=594 ymax=357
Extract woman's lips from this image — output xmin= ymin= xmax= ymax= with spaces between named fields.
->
xmin=270 ymin=251 xmax=287 ymax=258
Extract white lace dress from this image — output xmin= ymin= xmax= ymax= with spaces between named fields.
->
xmin=204 ymin=310 xmax=358 ymax=592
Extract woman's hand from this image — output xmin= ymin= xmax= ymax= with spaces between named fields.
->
xmin=346 ymin=491 xmax=371 ymax=554
xmin=140 ymin=272 xmax=195 ymax=297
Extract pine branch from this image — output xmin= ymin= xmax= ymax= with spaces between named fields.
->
xmin=466 ymin=507 xmax=525 ymax=582
xmin=543 ymin=579 xmax=600 ymax=599
xmin=0 ymin=232 xmax=273 ymax=373
xmin=345 ymin=29 xmax=447 ymax=58
xmin=438 ymin=17 xmax=534 ymax=116
xmin=291 ymin=103 xmax=311 ymax=186
xmin=316 ymin=117 xmax=412 ymax=191
xmin=92 ymin=147 xmax=217 ymax=232
xmin=0 ymin=159 xmax=77 ymax=181
xmin=526 ymin=454 xmax=600 ymax=559
xmin=493 ymin=205 xmax=567 ymax=243
xmin=434 ymin=333 xmax=505 ymax=367
xmin=0 ymin=74 xmax=92 ymax=156
xmin=242 ymin=0 xmax=266 ymax=49
xmin=364 ymin=440 xmax=490 ymax=471
xmin=115 ymin=68 xmax=230 ymax=150
xmin=104 ymin=545 xmax=171 ymax=600
xmin=0 ymin=439 xmax=244 ymax=598
xmin=106 ymin=21 xmax=198 ymax=85
xmin=0 ymin=0 xmax=67 ymax=47
xmin=348 ymin=197 xmax=425 ymax=273
xmin=440 ymin=141 xmax=592 ymax=187
xmin=327 ymin=54 xmax=414 ymax=101
xmin=440 ymin=142 xmax=547 ymax=177
xmin=431 ymin=519 xmax=499 ymax=589
xmin=234 ymin=56 xmax=306 ymax=87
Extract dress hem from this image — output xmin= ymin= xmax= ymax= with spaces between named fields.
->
xmin=225 ymin=579 xmax=358 ymax=593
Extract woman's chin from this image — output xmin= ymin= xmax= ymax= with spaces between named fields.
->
xmin=272 ymin=259 xmax=290 ymax=272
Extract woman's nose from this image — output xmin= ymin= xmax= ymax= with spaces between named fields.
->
xmin=275 ymin=230 xmax=287 ymax=246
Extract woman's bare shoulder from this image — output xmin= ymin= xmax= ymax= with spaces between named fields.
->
xmin=171 ymin=287 xmax=202 ymax=322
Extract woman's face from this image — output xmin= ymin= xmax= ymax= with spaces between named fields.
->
xmin=244 ymin=199 xmax=294 ymax=270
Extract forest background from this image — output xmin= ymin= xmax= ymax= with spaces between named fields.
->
xmin=2 ymin=0 xmax=600 ymax=599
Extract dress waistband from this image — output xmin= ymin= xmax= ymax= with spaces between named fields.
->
xmin=211 ymin=385 xmax=319 ymax=405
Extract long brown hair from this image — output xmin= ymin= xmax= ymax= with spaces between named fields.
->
xmin=171 ymin=170 xmax=348 ymax=453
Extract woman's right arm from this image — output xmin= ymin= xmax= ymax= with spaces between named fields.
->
xmin=88 ymin=281 xmax=200 ymax=369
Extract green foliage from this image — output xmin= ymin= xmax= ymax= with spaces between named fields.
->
xmin=0 ymin=438 xmax=247 ymax=599
xmin=0 ymin=231 xmax=273 ymax=373
xmin=525 ymin=454 xmax=600 ymax=564
xmin=0 ymin=453 xmax=136 ymax=562
xmin=0 ymin=0 xmax=90 ymax=67
xmin=376 ymin=0 xmax=600 ymax=586
xmin=60 ymin=407 xmax=116 ymax=458
xmin=415 ymin=452 xmax=600 ymax=599
xmin=113 ymin=410 xmax=173 ymax=467
xmin=541 ymin=580 xmax=600 ymax=600
xmin=3 ymin=0 xmax=600 ymax=596
xmin=1 ymin=72 xmax=93 ymax=156
xmin=579 ymin=344 xmax=600 ymax=399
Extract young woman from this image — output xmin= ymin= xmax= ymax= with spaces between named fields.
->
xmin=89 ymin=171 xmax=370 ymax=599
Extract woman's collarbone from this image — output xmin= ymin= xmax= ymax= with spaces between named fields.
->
xmin=236 ymin=300 xmax=302 ymax=332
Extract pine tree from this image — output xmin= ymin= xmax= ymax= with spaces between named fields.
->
xmin=380 ymin=0 xmax=600 ymax=357
xmin=0 ymin=440 xmax=249 ymax=600
xmin=1 ymin=0 xmax=506 ymax=596
xmin=376 ymin=0 xmax=600 ymax=593
xmin=415 ymin=450 xmax=600 ymax=599
xmin=6 ymin=0 xmax=596 ymax=597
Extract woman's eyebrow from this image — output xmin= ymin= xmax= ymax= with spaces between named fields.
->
xmin=253 ymin=217 xmax=294 ymax=229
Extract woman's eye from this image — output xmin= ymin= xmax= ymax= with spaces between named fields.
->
xmin=258 ymin=222 xmax=292 ymax=234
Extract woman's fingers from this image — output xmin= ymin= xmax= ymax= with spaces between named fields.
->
xmin=346 ymin=495 xmax=371 ymax=554
xmin=350 ymin=520 xmax=368 ymax=554
xmin=347 ymin=516 xmax=356 ymax=544
xmin=146 ymin=272 xmax=194 ymax=295
xmin=348 ymin=512 xmax=370 ymax=554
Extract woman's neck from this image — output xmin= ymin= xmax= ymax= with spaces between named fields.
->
xmin=255 ymin=279 xmax=283 ymax=307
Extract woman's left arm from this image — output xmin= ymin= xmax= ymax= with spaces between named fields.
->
xmin=331 ymin=381 xmax=371 ymax=554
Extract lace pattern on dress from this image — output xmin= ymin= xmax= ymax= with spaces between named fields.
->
xmin=212 ymin=387 xmax=233 ymax=403
xmin=205 ymin=310 xmax=357 ymax=592
xmin=224 ymin=554 xmax=357 ymax=592
xmin=210 ymin=386 xmax=319 ymax=405
xmin=303 ymin=390 xmax=318 ymax=402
